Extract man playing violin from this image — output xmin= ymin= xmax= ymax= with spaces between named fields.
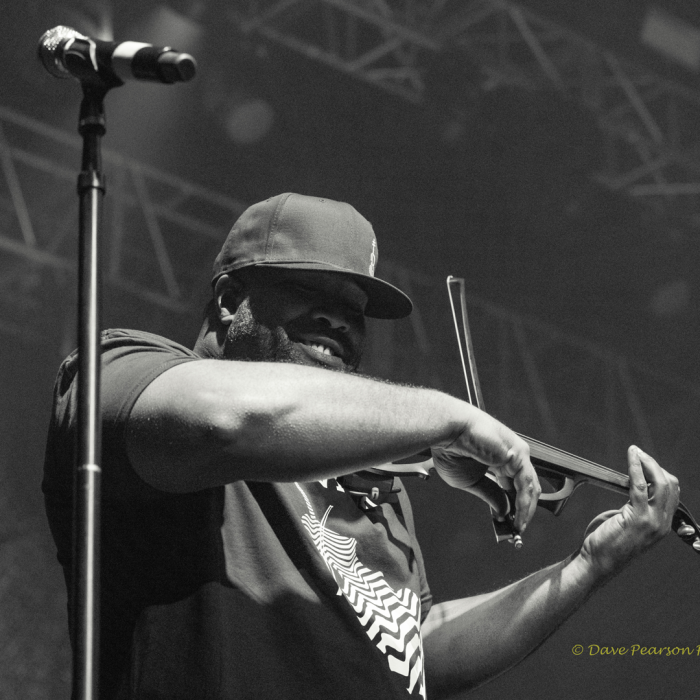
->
xmin=43 ymin=193 xmax=679 ymax=699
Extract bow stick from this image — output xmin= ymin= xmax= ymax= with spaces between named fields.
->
xmin=382 ymin=276 xmax=700 ymax=555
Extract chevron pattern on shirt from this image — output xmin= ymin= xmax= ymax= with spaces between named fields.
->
xmin=296 ymin=483 xmax=426 ymax=699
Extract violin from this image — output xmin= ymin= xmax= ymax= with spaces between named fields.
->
xmin=377 ymin=276 xmax=700 ymax=555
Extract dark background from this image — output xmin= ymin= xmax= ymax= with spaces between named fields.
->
xmin=1 ymin=1 xmax=700 ymax=698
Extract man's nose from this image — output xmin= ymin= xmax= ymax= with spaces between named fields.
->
xmin=311 ymin=307 xmax=350 ymax=332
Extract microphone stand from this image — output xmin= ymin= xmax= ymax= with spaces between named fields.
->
xmin=37 ymin=28 xmax=197 ymax=698
xmin=73 ymin=78 xmax=111 ymax=700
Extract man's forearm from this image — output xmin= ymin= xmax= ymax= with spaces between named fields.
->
xmin=422 ymin=552 xmax=600 ymax=699
xmin=126 ymin=359 xmax=484 ymax=491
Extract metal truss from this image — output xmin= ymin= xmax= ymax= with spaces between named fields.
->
xmin=231 ymin=0 xmax=442 ymax=102
xmin=0 ymin=105 xmax=246 ymax=351
xmin=232 ymin=0 xmax=700 ymax=234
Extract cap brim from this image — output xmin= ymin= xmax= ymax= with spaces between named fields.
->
xmin=250 ymin=261 xmax=413 ymax=319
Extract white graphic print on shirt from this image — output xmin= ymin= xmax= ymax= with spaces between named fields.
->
xmin=295 ymin=482 xmax=426 ymax=699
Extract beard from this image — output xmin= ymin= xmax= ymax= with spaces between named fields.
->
xmin=223 ymin=298 xmax=363 ymax=372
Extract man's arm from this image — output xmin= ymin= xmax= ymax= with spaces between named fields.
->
xmin=421 ymin=446 xmax=679 ymax=699
xmin=125 ymin=358 xmax=537 ymax=531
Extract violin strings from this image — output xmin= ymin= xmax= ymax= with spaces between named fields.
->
xmin=521 ymin=433 xmax=629 ymax=487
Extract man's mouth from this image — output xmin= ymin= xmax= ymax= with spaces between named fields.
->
xmin=307 ymin=342 xmax=337 ymax=357
xmin=293 ymin=335 xmax=348 ymax=368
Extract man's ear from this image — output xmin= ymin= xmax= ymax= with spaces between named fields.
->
xmin=214 ymin=274 xmax=244 ymax=325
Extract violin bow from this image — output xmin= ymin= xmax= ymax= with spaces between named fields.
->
xmin=446 ymin=275 xmax=700 ymax=555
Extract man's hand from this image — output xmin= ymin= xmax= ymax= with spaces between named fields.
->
xmin=430 ymin=411 xmax=541 ymax=534
xmin=422 ymin=443 xmax=679 ymax=699
xmin=578 ymin=445 xmax=679 ymax=577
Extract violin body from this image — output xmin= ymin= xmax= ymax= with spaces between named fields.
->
xmin=378 ymin=436 xmax=700 ymax=554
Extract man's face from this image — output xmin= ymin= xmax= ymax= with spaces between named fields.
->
xmin=223 ymin=268 xmax=368 ymax=373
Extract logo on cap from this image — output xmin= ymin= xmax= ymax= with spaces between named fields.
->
xmin=369 ymin=239 xmax=377 ymax=276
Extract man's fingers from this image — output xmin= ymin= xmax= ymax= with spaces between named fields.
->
xmin=487 ymin=444 xmax=541 ymax=534
xmin=628 ymin=445 xmax=680 ymax=511
xmin=626 ymin=445 xmax=680 ymax=544
xmin=626 ymin=445 xmax=650 ymax=511
xmin=508 ymin=456 xmax=541 ymax=533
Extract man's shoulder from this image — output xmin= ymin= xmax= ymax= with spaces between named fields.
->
xmin=55 ymin=329 xmax=197 ymax=390
xmin=101 ymin=328 xmax=196 ymax=355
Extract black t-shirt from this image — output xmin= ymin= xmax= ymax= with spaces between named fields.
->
xmin=43 ymin=330 xmax=433 ymax=699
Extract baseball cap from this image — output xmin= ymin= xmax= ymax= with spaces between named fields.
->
xmin=212 ymin=193 xmax=413 ymax=319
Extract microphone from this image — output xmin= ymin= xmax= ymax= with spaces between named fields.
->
xmin=38 ymin=26 xmax=197 ymax=85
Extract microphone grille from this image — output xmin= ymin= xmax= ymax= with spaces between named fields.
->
xmin=38 ymin=26 xmax=88 ymax=78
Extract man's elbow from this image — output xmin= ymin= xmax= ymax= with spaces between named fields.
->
xmin=125 ymin=385 xmax=279 ymax=492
